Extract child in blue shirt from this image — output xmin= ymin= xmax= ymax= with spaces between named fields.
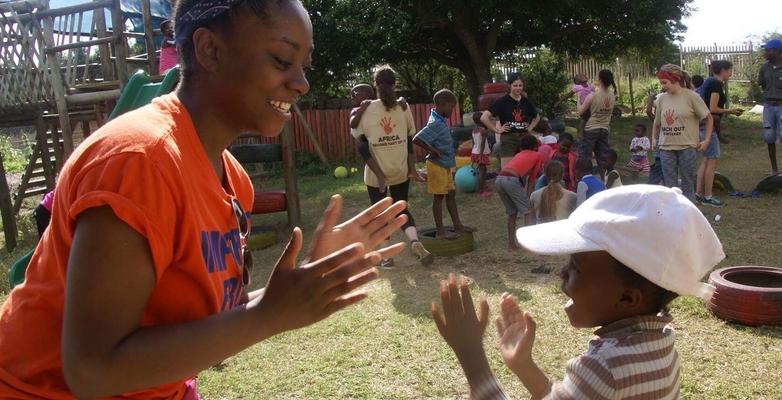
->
xmin=575 ymin=157 xmax=605 ymax=206
xmin=414 ymin=89 xmax=474 ymax=239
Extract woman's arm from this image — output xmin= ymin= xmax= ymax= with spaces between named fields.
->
xmin=697 ymin=114 xmax=714 ymax=152
xmin=577 ymin=93 xmax=594 ymax=115
xmin=709 ymin=92 xmax=740 ymax=115
xmin=480 ymin=111 xmax=499 ymax=134
xmin=527 ymin=115 xmax=541 ymax=134
xmin=62 ymin=206 xmax=392 ymax=398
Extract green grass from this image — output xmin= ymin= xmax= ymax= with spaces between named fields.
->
xmin=1 ymin=115 xmax=781 ymax=398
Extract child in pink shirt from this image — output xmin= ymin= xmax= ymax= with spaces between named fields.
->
xmin=158 ymin=20 xmax=177 ymax=74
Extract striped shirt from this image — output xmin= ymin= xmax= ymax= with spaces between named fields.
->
xmin=473 ymin=314 xmax=679 ymax=400
xmin=547 ymin=314 xmax=680 ymax=399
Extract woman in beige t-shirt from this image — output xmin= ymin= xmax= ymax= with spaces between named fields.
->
xmin=651 ymin=64 xmax=714 ymax=203
xmin=351 ymin=65 xmax=433 ymax=267
xmin=577 ymin=70 xmax=617 ymax=161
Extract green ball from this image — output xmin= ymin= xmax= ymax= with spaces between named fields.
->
xmin=334 ymin=166 xmax=348 ymax=179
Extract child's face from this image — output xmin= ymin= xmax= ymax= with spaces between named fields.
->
xmin=634 ymin=127 xmax=645 ymax=137
xmin=162 ymin=22 xmax=174 ymax=37
xmin=437 ymin=101 xmax=456 ymax=118
xmin=559 ymin=252 xmax=631 ymax=328
xmin=351 ymin=88 xmax=374 ymax=105
xmin=558 ymin=139 xmax=572 ymax=154
xmin=598 ymin=154 xmax=616 ymax=169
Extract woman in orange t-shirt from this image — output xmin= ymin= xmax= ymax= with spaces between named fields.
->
xmin=0 ymin=1 xmax=407 ymax=398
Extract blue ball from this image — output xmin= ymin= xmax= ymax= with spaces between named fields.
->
xmin=454 ymin=166 xmax=478 ymax=193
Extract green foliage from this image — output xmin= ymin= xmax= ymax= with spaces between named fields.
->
xmin=518 ymin=49 xmax=569 ymax=117
xmin=260 ymin=150 xmax=332 ymax=179
xmin=394 ymin=59 xmax=470 ymax=108
xmin=304 ymin=0 xmax=693 ymax=108
xmin=0 ymin=134 xmax=32 ymax=173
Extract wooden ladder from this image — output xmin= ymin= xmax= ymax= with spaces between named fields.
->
xmin=13 ymin=116 xmax=61 ymax=214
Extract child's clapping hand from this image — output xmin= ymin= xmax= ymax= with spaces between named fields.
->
xmin=495 ymin=293 xmax=552 ymax=398
xmin=496 ymin=294 xmax=537 ymax=374
xmin=431 ymin=274 xmax=489 ymax=356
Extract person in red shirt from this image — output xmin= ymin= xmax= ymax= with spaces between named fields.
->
xmin=494 ymin=134 xmax=542 ymax=249
xmin=550 ymin=133 xmax=578 ymax=191
xmin=0 ymin=1 xmax=407 ymax=399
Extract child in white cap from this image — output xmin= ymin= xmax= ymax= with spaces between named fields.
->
xmin=432 ymin=184 xmax=724 ymax=399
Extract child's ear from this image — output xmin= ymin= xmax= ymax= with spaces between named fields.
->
xmin=617 ymin=287 xmax=643 ymax=310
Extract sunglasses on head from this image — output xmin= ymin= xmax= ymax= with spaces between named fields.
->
xmin=231 ymin=197 xmax=252 ymax=287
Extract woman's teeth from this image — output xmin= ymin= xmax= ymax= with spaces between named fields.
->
xmin=269 ymin=101 xmax=291 ymax=113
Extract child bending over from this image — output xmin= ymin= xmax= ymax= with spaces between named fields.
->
xmin=494 ymin=135 xmax=542 ymax=249
xmin=414 ymin=89 xmax=475 ymax=239
xmin=433 ymin=185 xmax=725 ymax=400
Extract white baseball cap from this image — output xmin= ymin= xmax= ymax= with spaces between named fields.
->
xmin=516 ymin=185 xmax=724 ymax=300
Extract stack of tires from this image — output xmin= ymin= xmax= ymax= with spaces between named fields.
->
xmin=478 ymin=82 xmax=508 ymax=111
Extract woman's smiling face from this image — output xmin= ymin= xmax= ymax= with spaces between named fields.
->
xmin=510 ymin=79 xmax=524 ymax=98
xmin=212 ymin=1 xmax=313 ymax=136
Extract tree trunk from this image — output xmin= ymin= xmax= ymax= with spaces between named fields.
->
xmin=460 ymin=58 xmax=492 ymax=112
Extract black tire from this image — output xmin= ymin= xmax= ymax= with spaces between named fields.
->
xmin=450 ymin=126 xmax=474 ymax=142
xmin=419 ymin=227 xmax=475 ymax=257
xmin=712 ymin=172 xmax=735 ymax=193
xmin=754 ymin=174 xmax=782 ymax=194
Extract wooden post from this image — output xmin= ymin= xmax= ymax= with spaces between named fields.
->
xmin=292 ymin=104 xmax=330 ymax=169
xmin=93 ymin=0 xmax=113 ymax=81
xmin=281 ymin=122 xmax=301 ymax=229
xmin=111 ymin=0 xmax=129 ymax=86
xmin=0 ymin=152 xmax=18 ymax=251
xmin=41 ymin=11 xmax=75 ymax=158
xmin=140 ymin=0 xmax=156 ymax=74
xmin=628 ymin=73 xmax=636 ymax=116
xmin=35 ymin=115 xmax=55 ymax=189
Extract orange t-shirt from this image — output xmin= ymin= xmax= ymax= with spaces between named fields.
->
xmin=0 ymin=94 xmax=253 ymax=399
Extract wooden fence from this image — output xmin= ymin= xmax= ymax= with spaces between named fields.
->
xmin=679 ymin=43 xmax=756 ymax=82
xmin=237 ymin=103 xmax=462 ymax=164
